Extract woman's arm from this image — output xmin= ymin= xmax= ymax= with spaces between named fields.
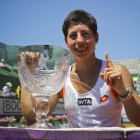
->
xmin=116 ymin=64 xmax=140 ymax=126
xmin=100 ymin=52 xmax=140 ymax=126
xmin=21 ymin=86 xmax=61 ymax=126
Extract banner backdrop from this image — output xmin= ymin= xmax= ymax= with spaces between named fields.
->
xmin=0 ymin=97 xmax=66 ymax=117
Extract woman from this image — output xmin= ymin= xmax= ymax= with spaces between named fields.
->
xmin=21 ymin=9 xmax=140 ymax=127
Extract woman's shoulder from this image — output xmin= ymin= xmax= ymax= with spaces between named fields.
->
xmin=114 ymin=64 xmax=128 ymax=71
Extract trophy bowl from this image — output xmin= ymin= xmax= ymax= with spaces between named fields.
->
xmin=17 ymin=45 xmax=71 ymax=128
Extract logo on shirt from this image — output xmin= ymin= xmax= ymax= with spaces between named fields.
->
xmin=77 ymin=98 xmax=92 ymax=106
xmin=100 ymin=95 xmax=108 ymax=103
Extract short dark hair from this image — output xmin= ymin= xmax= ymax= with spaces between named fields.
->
xmin=62 ymin=9 xmax=97 ymax=38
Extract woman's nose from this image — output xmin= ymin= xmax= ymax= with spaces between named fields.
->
xmin=76 ymin=35 xmax=84 ymax=44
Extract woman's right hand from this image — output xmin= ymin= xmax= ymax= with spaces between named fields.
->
xmin=21 ymin=51 xmax=40 ymax=74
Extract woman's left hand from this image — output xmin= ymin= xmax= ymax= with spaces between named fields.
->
xmin=100 ymin=52 xmax=126 ymax=96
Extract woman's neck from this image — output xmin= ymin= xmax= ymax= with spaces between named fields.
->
xmin=73 ymin=57 xmax=101 ymax=75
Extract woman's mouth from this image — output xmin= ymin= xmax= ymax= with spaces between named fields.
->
xmin=76 ymin=47 xmax=87 ymax=52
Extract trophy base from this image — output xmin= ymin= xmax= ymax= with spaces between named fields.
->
xmin=27 ymin=122 xmax=56 ymax=129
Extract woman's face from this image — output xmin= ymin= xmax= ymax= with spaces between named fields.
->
xmin=65 ymin=23 xmax=98 ymax=61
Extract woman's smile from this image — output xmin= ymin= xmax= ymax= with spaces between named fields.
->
xmin=75 ymin=47 xmax=87 ymax=53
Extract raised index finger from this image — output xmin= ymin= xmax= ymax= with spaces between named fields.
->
xmin=105 ymin=52 xmax=114 ymax=68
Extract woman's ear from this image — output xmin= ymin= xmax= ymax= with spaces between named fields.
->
xmin=95 ymin=32 xmax=99 ymax=44
xmin=65 ymin=38 xmax=68 ymax=48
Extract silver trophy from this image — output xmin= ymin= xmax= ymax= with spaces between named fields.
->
xmin=17 ymin=45 xmax=71 ymax=128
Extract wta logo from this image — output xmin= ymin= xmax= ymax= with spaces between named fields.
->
xmin=77 ymin=98 xmax=92 ymax=106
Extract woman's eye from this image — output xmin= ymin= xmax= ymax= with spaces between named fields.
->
xmin=83 ymin=32 xmax=89 ymax=36
xmin=70 ymin=34 xmax=77 ymax=38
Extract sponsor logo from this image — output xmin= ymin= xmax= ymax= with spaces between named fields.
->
xmin=77 ymin=98 xmax=92 ymax=106
xmin=100 ymin=95 xmax=108 ymax=103
xmin=3 ymin=99 xmax=22 ymax=113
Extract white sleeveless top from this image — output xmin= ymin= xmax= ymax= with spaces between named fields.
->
xmin=61 ymin=60 xmax=122 ymax=128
